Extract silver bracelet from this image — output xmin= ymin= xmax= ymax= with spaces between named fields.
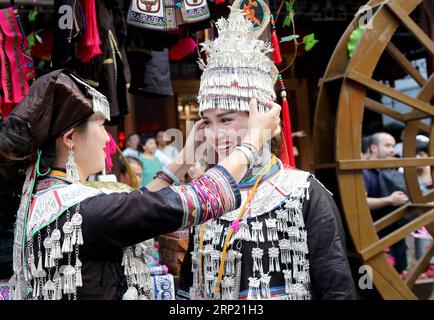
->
xmin=238 ymin=142 xmax=261 ymax=167
xmin=233 ymin=146 xmax=256 ymax=170
xmin=162 ymin=167 xmax=180 ymax=185
xmin=239 ymin=142 xmax=259 ymax=156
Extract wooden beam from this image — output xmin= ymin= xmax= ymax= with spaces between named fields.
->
xmin=360 ymin=209 xmax=434 ymax=260
xmin=406 ymin=241 xmax=434 ymax=288
xmin=365 ymin=97 xmax=405 ymax=121
xmin=385 ymin=42 xmax=427 ymax=86
xmin=347 ymin=70 xmax=434 ymax=117
xmin=319 ymin=74 xmax=345 ymax=85
xmin=386 ymin=0 xmax=434 ymax=55
xmin=338 ymin=157 xmax=434 ymax=170
xmin=374 ymin=204 xmax=434 ymax=232
xmin=402 ymin=110 xmax=432 ymax=121
xmin=374 ymin=205 xmax=411 ymax=232
xmin=311 ymin=163 xmax=337 ymax=170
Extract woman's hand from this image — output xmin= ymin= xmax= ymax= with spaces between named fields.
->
xmin=243 ymin=98 xmax=281 ymax=151
xmin=179 ymin=119 xmax=208 ymax=165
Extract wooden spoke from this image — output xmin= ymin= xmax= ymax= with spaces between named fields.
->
xmin=402 ymin=110 xmax=431 ymax=121
xmin=348 ymin=70 xmax=434 ymax=116
xmin=374 ymin=203 xmax=434 ymax=233
xmin=338 ymin=157 xmax=434 ymax=170
xmin=385 ymin=42 xmax=427 ymax=86
xmin=406 ymin=241 xmax=434 ymax=288
xmin=360 ymin=209 xmax=434 ymax=260
xmin=418 ymin=73 xmax=434 ymax=101
xmin=365 ymin=97 xmax=406 ymax=121
xmin=386 ymin=0 xmax=434 ymax=55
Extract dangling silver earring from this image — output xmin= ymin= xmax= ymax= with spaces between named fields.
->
xmin=66 ymin=147 xmax=80 ymax=182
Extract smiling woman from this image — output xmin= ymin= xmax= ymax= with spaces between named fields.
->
xmin=0 ymin=69 xmax=281 ymax=300
xmin=176 ymin=4 xmax=356 ymax=300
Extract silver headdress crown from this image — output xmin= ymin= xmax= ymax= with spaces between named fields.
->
xmin=198 ymin=4 xmax=278 ymax=115
xmin=69 ymin=73 xmax=111 ymax=121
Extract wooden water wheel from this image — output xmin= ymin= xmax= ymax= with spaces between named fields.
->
xmin=313 ymin=0 xmax=434 ymax=299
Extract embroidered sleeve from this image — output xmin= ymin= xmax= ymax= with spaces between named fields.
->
xmin=167 ymin=165 xmax=241 ymax=229
xmin=80 ymin=165 xmax=241 ymax=248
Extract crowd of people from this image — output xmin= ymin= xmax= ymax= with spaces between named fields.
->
xmin=361 ymin=132 xmax=434 ymax=276
xmin=121 ymin=130 xmax=205 ymax=188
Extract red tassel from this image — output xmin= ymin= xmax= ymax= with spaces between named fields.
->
xmin=271 ymin=30 xmax=282 ymax=65
xmin=105 ymin=132 xmax=117 ymax=173
xmin=279 ymin=97 xmax=295 ymax=167
xmin=77 ymin=0 xmax=102 ymax=62
xmin=169 ymin=37 xmax=197 ymax=61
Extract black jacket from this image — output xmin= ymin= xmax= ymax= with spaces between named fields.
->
xmin=178 ymin=178 xmax=357 ymax=300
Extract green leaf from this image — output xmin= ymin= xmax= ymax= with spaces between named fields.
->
xmin=282 ymin=11 xmax=294 ymax=28
xmin=282 ymin=15 xmax=290 ymax=28
xmin=285 ymin=0 xmax=295 ymax=11
xmin=27 ymin=34 xmax=35 ymax=47
xmin=280 ymin=35 xmax=299 ymax=43
xmin=303 ymin=33 xmax=319 ymax=51
xmin=28 ymin=10 xmax=38 ymax=23
xmin=347 ymin=26 xmax=366 ymax=58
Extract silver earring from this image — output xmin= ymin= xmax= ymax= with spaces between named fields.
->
xmin=66 ymin=147 xmax=80 ymax=182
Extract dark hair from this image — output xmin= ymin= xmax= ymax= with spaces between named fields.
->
xmin=119 ymin=156 xmax=143 ymax=175
xmin=138 ymin=133 xmax=156 ymax=152
xmin=0 ymin=115 xmax=89 ymax=226
xmin=361 ymin=135 xmax=371 ymax=154
xmin=0 ymin=115 xmax=36 ymax=175
xmin=126 ymin=132 xmax=139 ymax=141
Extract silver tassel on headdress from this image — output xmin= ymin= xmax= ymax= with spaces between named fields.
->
xmin=66 ymin=147 xmax=80 ymax=183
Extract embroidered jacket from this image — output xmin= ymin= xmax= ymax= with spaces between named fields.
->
xmin=178 ymin=160 xmax=357 ymax=300
xmin=10 ymin=165 xmax=241 ymax=300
